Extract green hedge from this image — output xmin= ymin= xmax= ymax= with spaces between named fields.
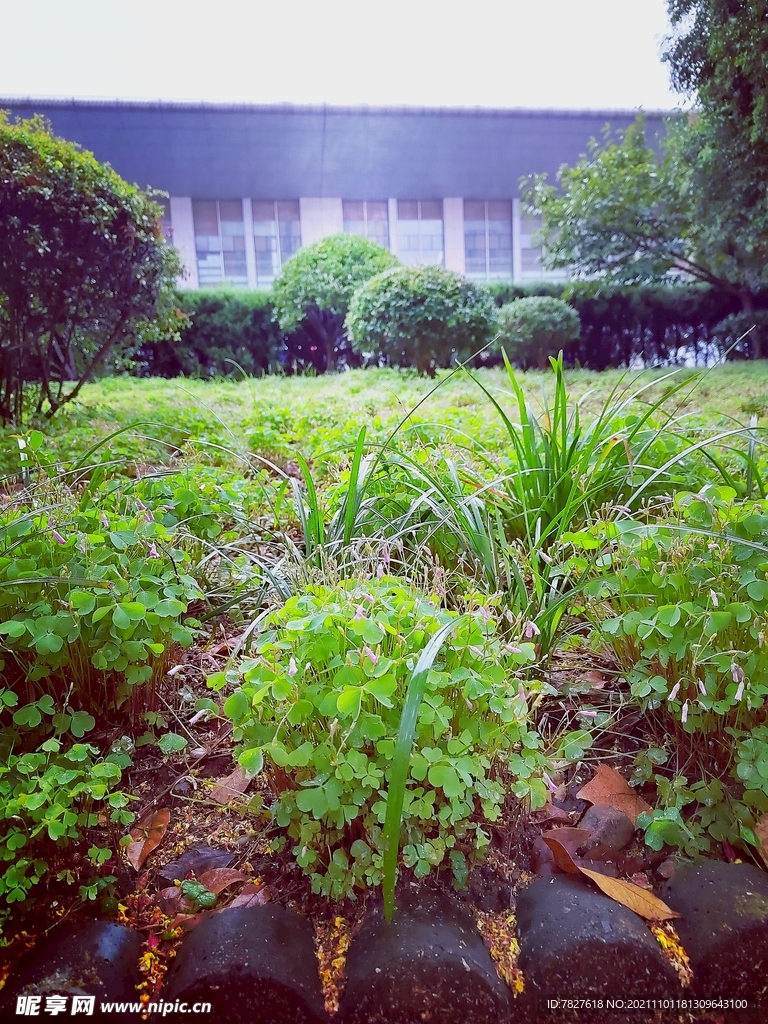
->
xmin=135 ymin=289 xmax=280 ymax=377
xmin=486 ymin=281 xmax=749 ymax=369
xmin=135 ymin=282 xmax=764 ymax=378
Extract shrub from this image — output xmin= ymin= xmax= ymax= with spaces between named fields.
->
xmin=136 ymin=289 xmax=279 ymax=377
xmin=273 ymin=235 xmax=398 ymax=373
xmin=346 ymin=265 xmax=496 ymax=376
xmin=585 ymin=485 xmax=768 ymax=855
xmin=0 ymin=435 xmax=200 ymax=715
xmin=0 ymin=113 xmax=180 ymax=424
xmin=496 ymin=297 xmax=580 ymax=369
xmin=211 ymin=578 xmax=557 ymax=900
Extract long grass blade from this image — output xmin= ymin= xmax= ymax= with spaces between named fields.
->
xmin=381 ymin=616 xmax=463 ymax=923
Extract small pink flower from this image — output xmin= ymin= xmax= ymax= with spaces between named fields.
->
xmin=136 ymin=498 xmax=147 ymax=511
xmin=363 ymin=646 xmax=379 ymax=665
xmin=542 ymin=771 xmax=558 ymax=794
xmin=524 ymin=620 xmax=541 ymax=639
xmin=732 ymin=662 xmax=745 ymax=684
xmin=668 ymin=682 xmax=680 ymax=703
xmin=48 ymin=519 xmax=66 ymax=544
xmin=147 ymin=542 xmax=160 ymax=558
xmin=354 ymin=605 xmax=366 ymax=621
xmin=376 ymin=562 xmax=385 ymax=578
xmin=287 ymin=656 xmax=298 ymax=678
xmin=735 ymin=680 xmax=745 ymax=702
xmin=100 ymin=512 xmax=109 ymax=529
xmin=579 ymin=710 xmax=598 ymax=718
xmin=681 ymin=701 xmax=689 ymax=724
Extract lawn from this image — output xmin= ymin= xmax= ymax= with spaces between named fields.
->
xmin=25 ymin=361 xmax=768 ymax=472
xmin=3 ymin=359 xmax=768 ymax=997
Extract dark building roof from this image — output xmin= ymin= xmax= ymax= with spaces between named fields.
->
xmin=1 ymin=97 xmax=671 ymax=200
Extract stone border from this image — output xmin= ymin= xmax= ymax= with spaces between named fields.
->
xmin=4 ymin=862 xmax=768 ymax=1021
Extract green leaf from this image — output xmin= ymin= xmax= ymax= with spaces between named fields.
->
xmin=296 ymin=787 xmax=328 ymax=818
xmin=155 ymin=598 xmax=186 ymax=617
xmin=157 ymin=732 xmax=188 ymax=755
xmin=427 ymin=763 xmax=463 ymax=798
xmin=0 ymin=619 xmax=26 ymax=638
xmin=382 ymin=615 xmax=463 ymax=923
xmin=336 ymin=686 xmax=363 ymax=718
xmin=112 ymin=605 xmax=131 ymax=630
xmin=239 ymin=747 xmax=264 ymax=776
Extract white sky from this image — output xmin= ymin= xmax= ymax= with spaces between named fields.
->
xmin=0 ymin=0 xmax=680 ymax=110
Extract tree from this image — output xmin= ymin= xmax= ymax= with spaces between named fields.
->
xmin=272 ymin=234 xmax=398 ymax=373
xmin=523 ymin=0 xmax=768 ymax=356
xmin=496 ymin=297 xmax=580 ymax=369
xmin=662 ymin=0 xmax=768 ymax=349
xmin=0 ymin=113 xmax=180 ymax=425
xmin=345 ymin=265 xmax=497 ymax=376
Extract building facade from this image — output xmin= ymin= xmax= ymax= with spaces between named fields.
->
xmin=2 ymin=99 xmax=668 ymax=290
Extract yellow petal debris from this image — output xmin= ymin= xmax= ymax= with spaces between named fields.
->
xmin=314 ymin=914 xmax=352 ymax=1015
xmin=651 ymin=922 xmax=693 ymax=988
xmin=472 ymin=908 xmax=525 ymax=995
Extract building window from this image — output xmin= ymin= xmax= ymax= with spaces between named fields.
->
xmin=519 ymin=214 xmax=567 ymax=281
xmin=193 ymin=200 xmax=248 ymax=287
xmin=397 ymin=200 xmax=443 ymax=266
xmin=464 ymin=201 xmax=512 ymax=281
xmin=252 ymin=201 xmax=302 ymax=288
xmin=342 ymin=201 xmax=390 ymax=249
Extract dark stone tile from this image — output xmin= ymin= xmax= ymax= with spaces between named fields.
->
xmin=0 ymin=920 xmax=141 ymax=1024
xmin=337 ymin=887 xmax=515 ymax=1024
xmin=517 ymin=875 xmax=680 ymax=1024
xmin=662 ymin=860 xmax=768 ymax=1018
xmin=163 ymin=905 xmax=327 ymax=1023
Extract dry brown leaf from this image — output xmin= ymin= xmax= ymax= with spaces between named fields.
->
xmin=126 ymin=808 xmax=171 ymax=871
xmin=543 ymin=830 xmax=679 ymax=922
xmin=196 ymin=868 xmax=248 ymax=894
xmin=576 ymin=765 xmax=652 ymax=825
xmin=578 ymin=867 xmax=680 ymax=921
xmin=541 ymin=831 xmax=589 ymax=875
xmin=228 ymin=882 xmax=272 ymax=909
xmin=210 ymin=766 xmax=251 ymax=805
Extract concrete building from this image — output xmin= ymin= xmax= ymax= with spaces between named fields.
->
xmin=2 ymin=98 xmax=668 ymax=290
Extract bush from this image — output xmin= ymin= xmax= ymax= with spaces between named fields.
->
xmin=496 ymin=297 xmax=580 ymax=369
xmin=585 ymin=485 xmax=768 ymax=855
xmin=211 ymin=578 xmax=553 ymax=900
xmin=273 ymin=235 xmax=398 ymax=373
xmin=346 ymin=265 xmax=497 ymax=376
xmin=136 ymin=289 xmax=279 ymax=377
xmin=486 ymin=281 xmax=750 ymax=369
xmin=0 ymin=113 xmax=180 ymax=424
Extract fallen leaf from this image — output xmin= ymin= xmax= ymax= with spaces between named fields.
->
xmin=629 ymin=872 xmax=653 ymax=890
xmin=196 ymin=868 xmax=248 ymax=894
xmin=576 ymin=765 xmax=652 ymax=825
xmin=158 ymin=844 xmax=234 ymax=886
xmin=532 ymin=805 xmax=572 ymax=827
xmin=210 ymin=765 xmax=251 ymax=805
xmin=126 ymin=808 xmax=171 ymax=871
xmin=228 ymin=882 xmax=272 ymax=909
xmin=578 ymin=867 xmax=680 ymax=921
xmin=169 ymin=912 xmax=209 ymax=932
xmin=156 ymin=886 xmax=185 ymax=916
xmin=541 ymin=831 xmax=590 ymax=875
xmin=754 ymin=814 xmax=768 ymax=870
xmin=543 ymin=830 xmax=679 ymax=921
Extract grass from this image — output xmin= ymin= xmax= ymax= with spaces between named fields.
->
xmin=4 ymin=359 xmax=768 ymax=928
xmin=12 ymin=361 xmax=768 ymax=475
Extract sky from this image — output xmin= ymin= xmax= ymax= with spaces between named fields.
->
xmin=0 ymin=0 xmax=681 ymax=111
